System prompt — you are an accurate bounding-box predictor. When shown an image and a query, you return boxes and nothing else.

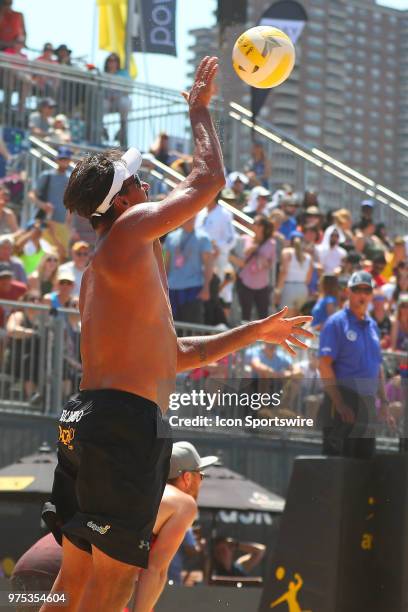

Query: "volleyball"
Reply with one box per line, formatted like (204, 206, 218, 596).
(232, 26, 296, 89)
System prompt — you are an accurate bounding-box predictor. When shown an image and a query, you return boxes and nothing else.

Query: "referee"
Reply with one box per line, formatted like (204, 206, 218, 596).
(318, 271, 394, 458)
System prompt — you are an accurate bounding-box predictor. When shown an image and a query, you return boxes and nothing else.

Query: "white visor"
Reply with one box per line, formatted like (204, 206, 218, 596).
(91, 147, 143, 217)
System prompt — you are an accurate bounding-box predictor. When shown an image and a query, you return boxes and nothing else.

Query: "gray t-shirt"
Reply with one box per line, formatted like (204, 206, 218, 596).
(35, 170, 70, 223)
(28, 112, 52, 135)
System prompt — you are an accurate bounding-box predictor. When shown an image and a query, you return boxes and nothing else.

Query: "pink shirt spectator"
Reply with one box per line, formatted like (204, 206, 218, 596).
(239, 235, 276, 290)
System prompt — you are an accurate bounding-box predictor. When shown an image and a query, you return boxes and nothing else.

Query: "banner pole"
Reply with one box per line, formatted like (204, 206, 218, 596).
(125, 0, 136, 73)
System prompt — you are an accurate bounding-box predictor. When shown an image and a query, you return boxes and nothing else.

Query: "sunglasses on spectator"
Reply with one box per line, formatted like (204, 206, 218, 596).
(25, 295, 41, 302)
(46, 257, 58, 263)
(351, 286, 373, 295)
(75, 251, 89, 257)
(183, 470, 206, 480)
(59, 280, 74, 286)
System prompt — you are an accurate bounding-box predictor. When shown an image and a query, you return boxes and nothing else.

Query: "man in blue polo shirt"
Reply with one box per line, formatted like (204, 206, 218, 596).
(318, 271, 393, 458)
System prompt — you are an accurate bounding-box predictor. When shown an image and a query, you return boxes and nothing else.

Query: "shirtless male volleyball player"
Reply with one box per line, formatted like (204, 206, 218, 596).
(40, 56, 313, 612)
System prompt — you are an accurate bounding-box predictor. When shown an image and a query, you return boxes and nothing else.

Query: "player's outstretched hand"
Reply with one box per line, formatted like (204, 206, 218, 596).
(182, 56, 218, 109)
(257, 306, 314, 356)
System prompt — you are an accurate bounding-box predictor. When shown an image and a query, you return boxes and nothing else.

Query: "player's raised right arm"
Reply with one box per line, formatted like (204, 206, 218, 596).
(119, 57, 225, 240)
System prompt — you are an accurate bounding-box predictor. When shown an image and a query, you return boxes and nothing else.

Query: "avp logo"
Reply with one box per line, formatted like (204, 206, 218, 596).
(58, 426, 75, 450)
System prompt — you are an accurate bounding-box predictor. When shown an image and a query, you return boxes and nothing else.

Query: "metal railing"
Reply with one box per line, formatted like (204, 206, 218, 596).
(0, 299, 405, 450)
(0, 53, 189, 150)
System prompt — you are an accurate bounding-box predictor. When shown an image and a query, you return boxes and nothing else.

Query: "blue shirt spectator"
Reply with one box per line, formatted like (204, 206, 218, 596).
(319, 307, 382, 395)
(168, 527, 196, 585)
(312, 296, 338, 328)
(164, 226, 212, 290)
(251, 343, 292, 374)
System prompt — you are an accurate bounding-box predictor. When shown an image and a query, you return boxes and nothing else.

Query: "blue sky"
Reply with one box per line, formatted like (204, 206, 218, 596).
(13, 0, 408, 90)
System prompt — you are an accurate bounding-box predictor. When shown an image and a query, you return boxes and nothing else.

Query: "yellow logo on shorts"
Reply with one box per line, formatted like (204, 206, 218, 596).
(58, 425, 75, 450)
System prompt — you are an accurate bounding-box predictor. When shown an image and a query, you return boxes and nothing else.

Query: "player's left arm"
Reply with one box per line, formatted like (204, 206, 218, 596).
(133, 497, 197, 612)
(176, 307, 314, 372)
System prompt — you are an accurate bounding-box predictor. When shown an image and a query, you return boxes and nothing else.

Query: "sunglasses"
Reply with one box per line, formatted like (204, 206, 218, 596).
(26, 296, 40, 302)
(75, 251, 89, 257)
(59, 280, 73, 286)
(183, 470, 206, 481)
(46, 258, 58, 263)
(351, 286, 373, 295)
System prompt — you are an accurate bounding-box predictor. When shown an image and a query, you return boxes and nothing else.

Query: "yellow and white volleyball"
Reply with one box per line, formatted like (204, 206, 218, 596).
(232, 26, 295, 89)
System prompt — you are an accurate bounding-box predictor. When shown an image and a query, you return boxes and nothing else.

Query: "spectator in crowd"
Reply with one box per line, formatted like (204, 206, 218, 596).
(322, 208, 353, 248)
(227, 172, 249, 210)
(268, 208, 285, 262)
(382, 262, 408, 304)
(211, 537, 265, 578)
(390, 293, 408, 353)
(43, 268, 75, 309)
(27, 251, 60, 297)
(316, 228, 347, 275)
(279, 196, 298, 241)
(103, 52, 132, 146)
(54, 44, 72, 66)
(0, 261, 26, 328)
(150, 131, 172, 165)
(360, 199, 375, 224)
(371, 290, 392, 349)
(14, 219, 62, 276)
(196, 194, 236, 326)
(3, 34, 31, 111)
(58, 241, 90, 298)
(303, 205, 323, 232)
(318, 271, 394, 458)
(275, 231, 313, 316)
(0, 0, 25, 51)
(382, 237, 407, 280)
(28, 97, 56, 139)
(303, 224, 320, 299)
(3, 32, 26, 56)
(47, 114, 72, 144)
(168, 527, 202, 586)
(244, 141, 271, 188)
(29, 146, 72, 256)
(164, 217, 213, 324)
(0, 234, 26, 283)
(0, 184, 18, 234)
(375, 223, 393, 252)
(6, 290, 42, 399)
(234, 215, 275, 321)
(311, 274, 339, 330)
(355, 219, 383, 259)
(0, 135, 11, 179)
(243, 186, 271, 218)
(36, 42, 56, 63)
(250, 342, 293, 394)
(371, 252, 387, 288)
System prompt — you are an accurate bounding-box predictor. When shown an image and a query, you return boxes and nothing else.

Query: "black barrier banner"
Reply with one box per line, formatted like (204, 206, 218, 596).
(251, 0, 307, 121)
(132, 0, 177, 56)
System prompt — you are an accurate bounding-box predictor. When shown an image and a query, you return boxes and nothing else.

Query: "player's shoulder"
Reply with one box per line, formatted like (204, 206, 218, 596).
(165, 484, 197, 515)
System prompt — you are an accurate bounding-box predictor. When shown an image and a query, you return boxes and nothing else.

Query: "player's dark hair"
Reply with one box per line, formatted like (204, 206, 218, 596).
(64, 150, 123, 228)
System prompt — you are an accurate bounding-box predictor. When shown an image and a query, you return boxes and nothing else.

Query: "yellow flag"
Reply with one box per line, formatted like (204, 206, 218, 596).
(97, 0, 137, 79)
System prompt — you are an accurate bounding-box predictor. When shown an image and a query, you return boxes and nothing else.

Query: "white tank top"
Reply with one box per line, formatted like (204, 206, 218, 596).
(286, 251, 311, 282)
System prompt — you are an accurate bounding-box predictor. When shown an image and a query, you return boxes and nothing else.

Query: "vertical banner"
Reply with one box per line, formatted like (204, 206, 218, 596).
(251, 1, 307, 121)
(132, 0, 177, 56)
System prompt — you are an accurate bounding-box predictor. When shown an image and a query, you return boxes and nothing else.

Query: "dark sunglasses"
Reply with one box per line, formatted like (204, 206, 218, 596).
(118, 174, 142, 195)
(59, 280, 73, 286)
(75, 251, 89, 257)
(183, 470, 205, 481)
(351, 286, 373, 295)
(46, 257, 58, 263)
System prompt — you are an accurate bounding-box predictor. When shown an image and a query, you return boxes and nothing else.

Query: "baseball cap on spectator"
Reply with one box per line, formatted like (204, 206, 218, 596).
(347, 271, 375, 289)
(289, 230, 304, 240)
(0, 262, 13, 278)
(168, 441, 218, 479)
(228, 171, 249, 185)
(39, 97, 57, 109)
(361, 199, 375, 208)
(54, 114, 69, 127)
(281, 196, 298, 208)
(398, 293, 408, 306)
(57, 147, 72, 160)
(220, 188, 237, 201)
(56, 269, 75, 283)
(54, 44, 72, 55)
(72, 241, 89, 252)
(305, 206, 322, 216)
(43, 43, 53, 53)
(0, 234, 14, 246)
(253, 186, 271, 198)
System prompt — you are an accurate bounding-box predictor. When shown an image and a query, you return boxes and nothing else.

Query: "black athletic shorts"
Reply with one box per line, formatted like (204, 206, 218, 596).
(42, 389, 172, 568)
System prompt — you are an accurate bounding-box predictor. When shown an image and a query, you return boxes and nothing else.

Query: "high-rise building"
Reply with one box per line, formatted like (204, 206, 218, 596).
(187, 0, 407, 208)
